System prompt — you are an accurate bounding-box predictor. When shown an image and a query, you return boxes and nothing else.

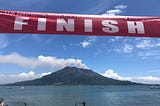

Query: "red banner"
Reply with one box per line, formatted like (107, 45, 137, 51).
(0, 10, 160, 37)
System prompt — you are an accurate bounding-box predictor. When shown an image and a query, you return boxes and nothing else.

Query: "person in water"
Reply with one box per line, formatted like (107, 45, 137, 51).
(0, 98, 4, 106)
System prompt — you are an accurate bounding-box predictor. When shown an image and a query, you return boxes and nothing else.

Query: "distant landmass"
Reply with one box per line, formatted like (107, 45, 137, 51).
(6, 67, 138, 86)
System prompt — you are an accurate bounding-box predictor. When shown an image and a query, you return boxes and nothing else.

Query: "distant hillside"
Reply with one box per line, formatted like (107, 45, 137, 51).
(7, 67, 138, 86)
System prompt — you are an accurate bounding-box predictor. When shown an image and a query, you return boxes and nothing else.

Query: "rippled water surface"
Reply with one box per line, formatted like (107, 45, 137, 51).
(0, 85, 160, 106)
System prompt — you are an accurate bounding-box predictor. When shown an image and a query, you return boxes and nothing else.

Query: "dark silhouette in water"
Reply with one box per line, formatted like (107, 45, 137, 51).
(0, 98, 4, 106)
(24, 102, 27, 106)
(75, 102, 86, 106)
(82, 102, 86, 106)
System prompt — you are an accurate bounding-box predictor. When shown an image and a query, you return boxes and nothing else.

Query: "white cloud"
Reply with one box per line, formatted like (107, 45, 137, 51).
(138, 50, 160, 59)
(63, 45, 66, 49)
(132, 76, 160, 84)
(109, 37, 123, 42)
(0, 53, 35, 68)
(102, 69, 122, 80)
(16, 71, 35, 79)
(0, 71, 52, 84)
(134, 38, 160, 59)
(39, 72, 52, 77)
(136, 40, 155, 49)
(80, 36, 97, 48)
(80, 41, 91, 48)
(135, 38, 160, 49)
(105, 9, 122, 16)
(102, 69, 160, 84)
(108, 37, 160, 58)
(123, 44, 134, 53)
(115, 44, 134, 54)
(0, 53, 89, 70)
(102, 4, 127, 16)
(37, 55, 88, 69)
(115, 5, 127, 9)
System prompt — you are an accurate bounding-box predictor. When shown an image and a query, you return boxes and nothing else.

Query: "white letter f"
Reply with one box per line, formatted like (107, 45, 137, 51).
(14, 17, 29, 30)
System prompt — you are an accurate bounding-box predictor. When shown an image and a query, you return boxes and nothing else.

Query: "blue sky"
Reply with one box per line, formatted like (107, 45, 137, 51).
(0, 0, 160, 84)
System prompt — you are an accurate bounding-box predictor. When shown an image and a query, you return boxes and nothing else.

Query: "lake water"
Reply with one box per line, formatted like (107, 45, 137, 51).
(0, 85, 160, 106)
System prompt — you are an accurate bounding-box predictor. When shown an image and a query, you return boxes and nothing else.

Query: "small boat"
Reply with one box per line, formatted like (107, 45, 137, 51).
(150, 86, 160, 89)
(20, 87, 25, 89)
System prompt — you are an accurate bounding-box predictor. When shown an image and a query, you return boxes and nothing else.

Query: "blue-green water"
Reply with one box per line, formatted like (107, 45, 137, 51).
(0, 85, 160, 106)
